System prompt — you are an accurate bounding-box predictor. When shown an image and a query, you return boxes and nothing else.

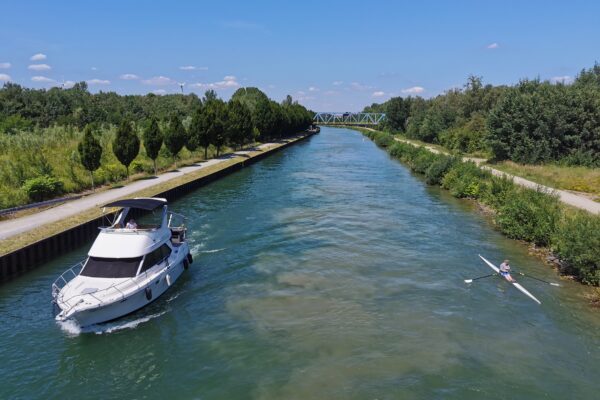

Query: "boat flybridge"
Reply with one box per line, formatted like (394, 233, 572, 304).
(52, 197, 193, 327)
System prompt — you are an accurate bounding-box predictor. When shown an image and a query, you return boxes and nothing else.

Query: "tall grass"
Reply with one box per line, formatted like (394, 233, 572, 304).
(0, 125, 229, 209)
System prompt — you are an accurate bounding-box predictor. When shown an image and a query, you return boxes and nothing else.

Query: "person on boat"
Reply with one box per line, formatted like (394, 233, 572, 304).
(499, 259, 515, 282)
(125, 219, 138, 229)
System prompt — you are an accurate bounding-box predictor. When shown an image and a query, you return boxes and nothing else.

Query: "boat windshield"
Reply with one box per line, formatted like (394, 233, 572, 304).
(80, 256, 142, 278)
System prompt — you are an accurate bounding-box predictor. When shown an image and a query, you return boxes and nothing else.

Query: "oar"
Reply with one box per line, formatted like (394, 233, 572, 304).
(464, 273, 497, 284)
(515, 272, 560, 287)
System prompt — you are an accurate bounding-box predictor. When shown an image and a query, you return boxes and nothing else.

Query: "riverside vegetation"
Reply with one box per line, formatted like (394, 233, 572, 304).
(362, 128, 600, 289)
(0, 84, 313, 209)
(364, 64, 600, 196)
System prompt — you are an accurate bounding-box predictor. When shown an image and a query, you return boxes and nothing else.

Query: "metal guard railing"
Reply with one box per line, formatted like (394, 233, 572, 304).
(52, 259, 169, 316)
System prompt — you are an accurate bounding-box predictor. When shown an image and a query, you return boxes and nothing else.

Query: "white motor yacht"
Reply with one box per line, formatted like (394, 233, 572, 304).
(52, 197, 192, 327)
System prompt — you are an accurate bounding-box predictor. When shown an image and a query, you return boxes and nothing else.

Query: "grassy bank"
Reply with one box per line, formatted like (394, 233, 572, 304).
(356, 126, 600, 199)
(360, 128, 600, 288)
(0, 125, 236, 210)
(0, 134, 307, 256)
(486, 161, 600, 200)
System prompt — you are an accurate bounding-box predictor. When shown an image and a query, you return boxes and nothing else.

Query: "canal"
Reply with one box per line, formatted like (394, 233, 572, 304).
(1, 127, 599, 399)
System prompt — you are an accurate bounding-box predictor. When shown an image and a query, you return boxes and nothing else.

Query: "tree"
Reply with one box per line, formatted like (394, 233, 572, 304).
(78, 124, 102, 191)
(142, 118, 163, 176)
(253, 97, 277, 140)
(203, 89, 218, 102)
(189, 105, 211, 160)
(204, 99, 227, 156)
(385, 97, 410, 131)
(164, 114, 187, 163)
(112, 120, 139, 179)
(227, 100, 253, 149)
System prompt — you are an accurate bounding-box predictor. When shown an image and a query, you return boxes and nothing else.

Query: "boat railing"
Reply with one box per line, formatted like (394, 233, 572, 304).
(51, 261, 85, 299)
(52, 264, 149, 315)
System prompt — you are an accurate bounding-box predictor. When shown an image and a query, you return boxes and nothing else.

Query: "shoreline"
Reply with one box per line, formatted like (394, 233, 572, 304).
(0, 131, 315, 282)
(352, 126, 600, 303)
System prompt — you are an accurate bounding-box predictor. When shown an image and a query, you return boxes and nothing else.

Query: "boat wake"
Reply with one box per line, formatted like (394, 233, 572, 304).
(57, 311, 167, 336)
(199, 248, 226, 254)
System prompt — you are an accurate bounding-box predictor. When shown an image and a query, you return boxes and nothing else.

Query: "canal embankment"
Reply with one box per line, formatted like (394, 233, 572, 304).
(358, 127, 600, 295)
(2, 126, 599, 399)
(0, 131, 315, 282)
(358, 127, 600, 215)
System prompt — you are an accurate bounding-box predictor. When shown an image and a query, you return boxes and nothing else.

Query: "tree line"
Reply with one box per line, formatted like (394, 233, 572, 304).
(366, 63, 600, 166)
(0, 84, 313, 207)
(77, 88, 313, 189)
(0, 81, 201, 131)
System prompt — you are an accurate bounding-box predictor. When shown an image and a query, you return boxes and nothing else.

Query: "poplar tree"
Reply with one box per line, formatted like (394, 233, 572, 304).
(143, 117, 163, 176)
(164, 114, 187, 164)
(112, 120, 140, 179)
(189, 106, 211, 160)
(78, 124, 102, 191)
(227, 99, 253, 150)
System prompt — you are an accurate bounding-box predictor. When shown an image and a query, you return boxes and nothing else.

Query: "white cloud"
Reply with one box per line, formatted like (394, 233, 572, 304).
(62, 80, 76, 88)
(28, 63, 51, 71)
(0, 73, 11, 81)
(372, 91, 386, 98)
(31, 76, 55, 83)
(120, 73, 140, 80)
(0, 62, 11, 69)
(142, 75, 175, 85)
(332, 81, 343, 86)
(550, 75, 573, 84)
(87, 78, 110, 85)
(308, 86, 319, 92)
(30, 53, 47, 61)
(179, 65, 208, 71)
(91, 67, 98, 71)
(350, 82, 373, 91)
(401, 86, 425, 94)
(191, 75, 240, 90)
(487, 42, 499, 49)
(152, 89, 167, 95)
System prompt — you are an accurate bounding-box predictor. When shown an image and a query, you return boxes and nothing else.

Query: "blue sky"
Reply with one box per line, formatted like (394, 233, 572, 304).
(1, 0, 599, 111)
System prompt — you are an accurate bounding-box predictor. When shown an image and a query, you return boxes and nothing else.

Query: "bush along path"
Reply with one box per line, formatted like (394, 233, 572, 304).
(0, 133, 311, 252)
(361, 128, 600, 291)
(372, 128, 600, 215)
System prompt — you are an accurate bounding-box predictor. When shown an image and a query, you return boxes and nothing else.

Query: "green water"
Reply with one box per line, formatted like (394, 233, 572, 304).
(1, 127, 599, 399)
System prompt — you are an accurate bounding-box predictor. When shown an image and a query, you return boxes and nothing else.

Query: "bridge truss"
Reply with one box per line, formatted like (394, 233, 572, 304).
(314, 112, 386, 126)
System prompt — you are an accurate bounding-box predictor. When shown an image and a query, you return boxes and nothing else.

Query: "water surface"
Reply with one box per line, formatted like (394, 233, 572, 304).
(1, 127, 598, 399)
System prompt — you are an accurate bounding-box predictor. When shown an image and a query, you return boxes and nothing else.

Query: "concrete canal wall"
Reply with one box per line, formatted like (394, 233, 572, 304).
(0, 132, 315, 283)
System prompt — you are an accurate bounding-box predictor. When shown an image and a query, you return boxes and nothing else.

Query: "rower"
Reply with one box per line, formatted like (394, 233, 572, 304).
(499, 259, 516, 282)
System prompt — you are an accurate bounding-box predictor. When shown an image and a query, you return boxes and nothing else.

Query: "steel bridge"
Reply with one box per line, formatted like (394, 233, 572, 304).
(313, 112, 386, 126)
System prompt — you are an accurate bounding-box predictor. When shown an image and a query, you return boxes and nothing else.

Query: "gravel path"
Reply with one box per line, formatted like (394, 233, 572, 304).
(0, 141, 285, 241)
(393, 137, 600, 214)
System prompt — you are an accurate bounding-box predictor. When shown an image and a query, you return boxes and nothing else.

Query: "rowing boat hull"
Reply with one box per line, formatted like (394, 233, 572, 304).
(478, 255, 541, 305)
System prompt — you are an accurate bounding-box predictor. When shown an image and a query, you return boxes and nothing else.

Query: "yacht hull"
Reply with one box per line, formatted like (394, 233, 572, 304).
(56, 257, 186, 327)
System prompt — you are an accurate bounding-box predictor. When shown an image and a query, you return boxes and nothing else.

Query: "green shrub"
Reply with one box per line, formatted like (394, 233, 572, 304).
(441, 161, 487, 198)
(425, 155, 457, 185)
(410, 150, 436, 174)
(21, 175, 64, 202)
(481, 175, 514, 209)
(374, 132, 393, 147)
(553, 212, 600, 285)
(495, 187, 561, 246)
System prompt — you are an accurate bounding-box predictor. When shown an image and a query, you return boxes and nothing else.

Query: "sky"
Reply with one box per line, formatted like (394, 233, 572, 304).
(1, 0, 599, 111)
